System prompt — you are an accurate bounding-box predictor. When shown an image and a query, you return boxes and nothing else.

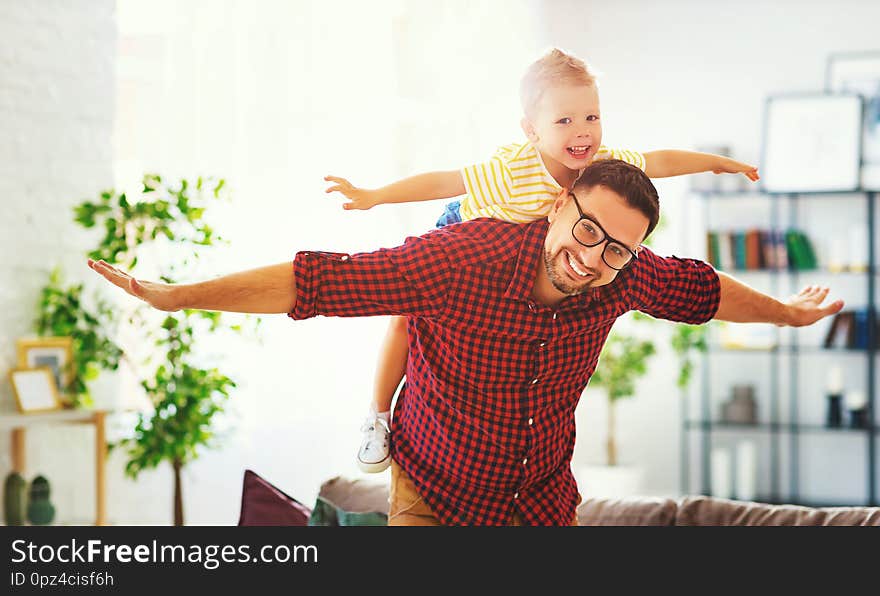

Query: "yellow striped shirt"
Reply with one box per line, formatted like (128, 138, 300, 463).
(459, 142, 646, 223)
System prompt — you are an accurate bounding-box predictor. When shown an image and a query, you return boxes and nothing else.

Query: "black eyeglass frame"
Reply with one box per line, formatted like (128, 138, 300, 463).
(569, 191, 640, 271)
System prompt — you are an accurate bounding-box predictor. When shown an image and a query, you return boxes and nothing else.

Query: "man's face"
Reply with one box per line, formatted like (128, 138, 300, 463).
(523, 84, 603, 173)
(541, 185, 649, 297)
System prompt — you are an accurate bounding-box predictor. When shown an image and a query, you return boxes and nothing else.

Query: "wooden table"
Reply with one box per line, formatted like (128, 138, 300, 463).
(0, 409, 107, 525)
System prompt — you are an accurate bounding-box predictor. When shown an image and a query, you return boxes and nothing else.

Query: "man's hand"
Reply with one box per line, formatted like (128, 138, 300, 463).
(781, 285, 844, 327)
(88, 259, 184, 311)
(713, 157, 760, 182)
(324, 175, 381, 210)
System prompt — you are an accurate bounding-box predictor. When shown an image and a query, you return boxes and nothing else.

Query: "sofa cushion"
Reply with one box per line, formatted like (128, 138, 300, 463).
(677, 496, 880, 526)
(577, 496, 677, 526)
(237, 469, 312, 526)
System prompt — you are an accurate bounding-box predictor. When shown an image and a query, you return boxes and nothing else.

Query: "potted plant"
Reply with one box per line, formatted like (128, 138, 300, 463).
(33, 269, 123, 409)
(72, 174, 250, 525)
(590, 328, 656, 467)
(577, 316, 708, 497)
(575, 313, 655, 497)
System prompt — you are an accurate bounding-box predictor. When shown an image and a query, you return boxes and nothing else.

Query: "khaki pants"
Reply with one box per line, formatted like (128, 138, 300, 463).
(387, 460, 579, 526)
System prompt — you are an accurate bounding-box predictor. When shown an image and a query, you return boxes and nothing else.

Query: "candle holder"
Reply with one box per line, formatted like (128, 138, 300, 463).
(826, 394, 844, 428)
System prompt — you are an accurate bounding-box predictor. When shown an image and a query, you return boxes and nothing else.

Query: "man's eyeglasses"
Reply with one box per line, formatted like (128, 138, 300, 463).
(569, 192, 639, 271)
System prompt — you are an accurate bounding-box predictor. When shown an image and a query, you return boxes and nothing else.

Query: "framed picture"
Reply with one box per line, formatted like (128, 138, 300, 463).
(826, 52, 880, 190)
(16, 337, 74, 405)
(761, 93, 862, 193)
(8, 368, 64, 414)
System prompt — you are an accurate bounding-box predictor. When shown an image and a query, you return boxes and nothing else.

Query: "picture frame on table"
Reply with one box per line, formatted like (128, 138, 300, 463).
(8, 368, 64, 414)
(827, 51, 880, 190)
(16, 336, 74, 407)
(760, 93, 862, 193)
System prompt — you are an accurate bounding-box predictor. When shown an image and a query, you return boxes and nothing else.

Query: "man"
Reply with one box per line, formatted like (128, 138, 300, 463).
(89, 160, 843, 526)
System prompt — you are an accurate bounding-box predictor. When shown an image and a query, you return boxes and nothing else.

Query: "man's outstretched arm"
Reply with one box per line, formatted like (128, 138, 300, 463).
(713, 272, 844, 327)
(88, 259, 296, 314)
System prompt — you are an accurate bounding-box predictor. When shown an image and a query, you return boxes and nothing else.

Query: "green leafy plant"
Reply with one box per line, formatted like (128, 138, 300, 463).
(670, 323, 708, 389)
(34, 269, 123, 408)
(74, 173, 246, 526)
(590, 320, 656, 467)
(590, 316, 708, 467)
(123, 311, 237, 526)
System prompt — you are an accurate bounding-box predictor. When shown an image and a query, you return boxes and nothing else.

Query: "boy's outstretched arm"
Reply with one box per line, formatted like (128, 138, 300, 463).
(713, 272, 843, 327)
(87, 259, 297, 314)
(643, 150, 759, 181)
(325, 170, 465, 210)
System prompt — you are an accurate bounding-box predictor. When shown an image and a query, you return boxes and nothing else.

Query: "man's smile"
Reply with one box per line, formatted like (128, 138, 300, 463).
(563, 249, 596, 280)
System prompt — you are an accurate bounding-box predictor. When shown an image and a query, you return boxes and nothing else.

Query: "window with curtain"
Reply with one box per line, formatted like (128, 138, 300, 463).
(114, 0, 542, 517)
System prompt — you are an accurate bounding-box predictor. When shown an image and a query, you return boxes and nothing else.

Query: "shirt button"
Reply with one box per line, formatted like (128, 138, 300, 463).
(552, 312, 558, 320)
(530, 378, 539, 385)
(522, 458, 528, 465)
(528, 417, 534, 426)
(528, 303, 535, 311)
(340, 255, 349, 261)
(539, 341, 546, 348)
(514, 492, 519, 500)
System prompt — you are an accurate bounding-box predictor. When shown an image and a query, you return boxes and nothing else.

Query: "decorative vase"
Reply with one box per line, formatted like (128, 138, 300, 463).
(826, 394, 843, 427)
(26, 475, 56, 526)
(4, 472, 27, 526)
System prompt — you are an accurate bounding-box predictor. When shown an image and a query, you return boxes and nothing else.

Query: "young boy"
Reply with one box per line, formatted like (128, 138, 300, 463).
(324, 48, 759, 473)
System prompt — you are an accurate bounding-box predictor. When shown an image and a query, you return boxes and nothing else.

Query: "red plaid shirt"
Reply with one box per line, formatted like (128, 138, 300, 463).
(291, 218, 720, 525)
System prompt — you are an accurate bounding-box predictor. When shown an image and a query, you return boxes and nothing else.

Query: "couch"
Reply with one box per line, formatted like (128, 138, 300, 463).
(238, 469, 880, 526)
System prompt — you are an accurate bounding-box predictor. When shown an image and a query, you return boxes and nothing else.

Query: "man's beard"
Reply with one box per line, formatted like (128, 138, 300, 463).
(543, 248, 598, 296)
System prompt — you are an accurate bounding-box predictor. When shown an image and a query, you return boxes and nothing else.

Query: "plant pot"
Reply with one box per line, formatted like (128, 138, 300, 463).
(575, 464, 645, 499)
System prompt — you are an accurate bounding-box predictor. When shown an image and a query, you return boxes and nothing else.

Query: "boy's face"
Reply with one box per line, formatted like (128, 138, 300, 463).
(522, 84, 603, 174)
(541, 185, 647, 297)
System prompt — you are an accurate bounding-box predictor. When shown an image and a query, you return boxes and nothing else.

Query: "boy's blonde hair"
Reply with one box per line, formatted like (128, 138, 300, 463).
(519, 48, 598, 119)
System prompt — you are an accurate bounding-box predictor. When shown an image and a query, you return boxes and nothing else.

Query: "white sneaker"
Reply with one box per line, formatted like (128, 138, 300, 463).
(357, 416, 391, 473)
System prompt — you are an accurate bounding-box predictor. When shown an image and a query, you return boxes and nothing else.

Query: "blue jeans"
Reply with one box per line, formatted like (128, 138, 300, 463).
(435, 200, 462, 228)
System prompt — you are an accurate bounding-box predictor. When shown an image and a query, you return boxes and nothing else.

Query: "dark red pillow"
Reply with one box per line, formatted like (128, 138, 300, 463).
(237, 469, 311, 526)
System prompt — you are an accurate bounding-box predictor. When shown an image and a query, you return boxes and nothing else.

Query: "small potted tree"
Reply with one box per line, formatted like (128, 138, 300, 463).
(577, 318, 656, 498)
(590, 330, 656, 468)
(577, 317, 707, 497)
(74, 174, 250, 525)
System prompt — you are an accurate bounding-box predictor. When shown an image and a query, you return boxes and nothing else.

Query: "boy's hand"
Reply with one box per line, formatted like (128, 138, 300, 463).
(324, 175, 381, 210)
(713, 157, 760, 182)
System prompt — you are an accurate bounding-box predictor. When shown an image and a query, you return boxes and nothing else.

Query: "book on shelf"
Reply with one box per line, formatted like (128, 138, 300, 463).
(784, 229, 817, 270)
(733, 233, 747, 270)
(759, 230, 774, 269)
(717, 232, 732, 270)
(772, 229, 789, 270)
(822, 308, 878, 349)
(745, 229, 762, 270)
(705, 228, 815, 271)
(707, 232, 720, 269)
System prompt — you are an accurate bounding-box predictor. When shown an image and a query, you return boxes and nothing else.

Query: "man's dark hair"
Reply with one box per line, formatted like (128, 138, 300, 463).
(572, 159, 660, 239)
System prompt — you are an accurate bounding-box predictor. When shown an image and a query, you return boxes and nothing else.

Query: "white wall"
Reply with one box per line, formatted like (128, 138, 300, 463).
(537, 0, 880, 499)
(0, 0, 119, 522)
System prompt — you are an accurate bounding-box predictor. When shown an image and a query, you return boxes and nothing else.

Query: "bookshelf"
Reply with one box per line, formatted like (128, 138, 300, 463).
(681, 189, 877, 507)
